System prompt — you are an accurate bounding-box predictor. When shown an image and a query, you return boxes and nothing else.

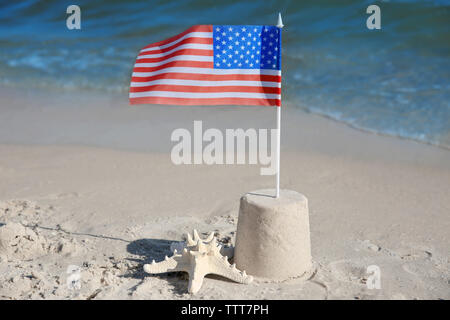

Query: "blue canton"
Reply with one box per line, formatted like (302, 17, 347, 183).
(213, 25, 281, 70)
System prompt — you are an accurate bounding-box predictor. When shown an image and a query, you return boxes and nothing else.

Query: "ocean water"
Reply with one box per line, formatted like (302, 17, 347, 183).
(0, 0, 449, 147)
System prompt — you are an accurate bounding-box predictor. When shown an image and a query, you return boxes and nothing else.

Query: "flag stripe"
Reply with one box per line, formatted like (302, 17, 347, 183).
(130, 97, 281, 106)
(134, 55, 213, 67)
(137, 44, 213, 59)
(136, 49, 213, 63)
(139, 38, 213, 55)
(133, 61, 213, 73)
(131, 73, 281, 83)
(129, 91, 280, 99)
(129, 85, 281, 94)
(130, 79, 280, 87)
(129, 25, 281, 107)
(132, 67, 281, 77)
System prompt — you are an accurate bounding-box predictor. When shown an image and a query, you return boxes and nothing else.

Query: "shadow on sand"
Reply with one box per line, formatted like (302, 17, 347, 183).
(125, 238, 189, 295)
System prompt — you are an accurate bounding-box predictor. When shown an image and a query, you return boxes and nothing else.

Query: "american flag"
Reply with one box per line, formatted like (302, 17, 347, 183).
(129, 25, 281, 106)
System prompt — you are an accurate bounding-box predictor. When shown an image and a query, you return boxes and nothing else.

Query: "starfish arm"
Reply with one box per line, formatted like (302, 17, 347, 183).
(188, 265, 206, 294)
(209, 256, 253, 284)
(143, 254, 188, 274)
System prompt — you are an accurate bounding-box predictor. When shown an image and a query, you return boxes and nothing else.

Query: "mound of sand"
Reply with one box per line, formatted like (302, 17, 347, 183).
(0, 199, 52, 226)
(0, 222, 81, 262)
(0, 222, 47, 260)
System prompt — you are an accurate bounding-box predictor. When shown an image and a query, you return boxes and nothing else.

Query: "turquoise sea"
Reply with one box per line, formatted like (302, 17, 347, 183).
(0, 0, 449, 147)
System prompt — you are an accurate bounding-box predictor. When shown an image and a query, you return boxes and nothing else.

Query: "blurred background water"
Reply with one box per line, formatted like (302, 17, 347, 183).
(0, 0, 449, 147)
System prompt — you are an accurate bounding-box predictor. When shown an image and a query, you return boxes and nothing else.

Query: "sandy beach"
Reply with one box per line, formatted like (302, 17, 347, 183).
(0, 88, 449, 300)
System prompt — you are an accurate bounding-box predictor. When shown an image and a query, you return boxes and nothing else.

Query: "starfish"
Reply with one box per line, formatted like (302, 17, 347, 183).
(143, 230, 253, 294)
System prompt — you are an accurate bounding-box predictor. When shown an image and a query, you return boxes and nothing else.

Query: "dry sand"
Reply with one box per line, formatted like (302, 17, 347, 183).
(0, 88, 449, 299)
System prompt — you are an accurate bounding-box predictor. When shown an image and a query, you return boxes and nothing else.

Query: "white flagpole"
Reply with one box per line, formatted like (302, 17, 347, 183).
(275, 13, 283, 198)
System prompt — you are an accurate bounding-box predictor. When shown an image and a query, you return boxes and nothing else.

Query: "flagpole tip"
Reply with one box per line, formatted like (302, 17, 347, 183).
(277, 13, 284, 28)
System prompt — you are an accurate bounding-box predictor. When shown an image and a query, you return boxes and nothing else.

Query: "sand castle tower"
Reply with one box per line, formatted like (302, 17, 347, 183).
(234, 189, 312, 280)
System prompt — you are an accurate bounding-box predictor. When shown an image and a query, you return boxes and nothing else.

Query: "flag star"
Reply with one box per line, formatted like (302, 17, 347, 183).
(241, 37, 246, 41)
(235, 50, 239, 54)
(247, 33, 252, 37)
(263, 37, 267, 41)
(253, 28, 257, 32)
(216, 36, 220, 40)
(267, 60, 271, 64)
(253, 37, 256, 41)
(238, 62, 242, 66)
(269, 42, 273, 46)
(216, 27, 220, 31)
(246, 50, 250, 55)
(222, 40, 226, 45)
(222, 32, 226, 36)
(240, 54, 244, 59)
(222, 49, 226, 54)
(270, 33, 274, 38)
(256, 59, 259, 63)
(250, 63, 253, 67)
(235, 32, 240, 37)
(228, 45, 233, 49)
(242, 27, 246, 32)
(228, 54, 232, 58)
(256, 50, 260, 54)
(216, 45, 220, 49)
(247, 41, 251, 46)
(274, 47, 278, 51)
(273, 64, 276, 68)
(222, 59, 226, 63)
(257, 42, 261, 45)
(216, 54, 221, 58)
(228, 36, 233, 40)
(235, 41, 239, 45)
(268, 51, 272, 55)
(228, 27, 233, 31)
(240, 46, 245, 50)
(234, 59, 237, 63)
(227, 63, 231, 67)
(245, 59, 249, 63)
(251, 54, 254, 58)
(261, 54, 265, 58)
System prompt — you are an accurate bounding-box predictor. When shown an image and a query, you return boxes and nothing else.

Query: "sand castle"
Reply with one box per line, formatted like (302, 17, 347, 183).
(143, 230, 253, 294)
(235, 189, 312, 280)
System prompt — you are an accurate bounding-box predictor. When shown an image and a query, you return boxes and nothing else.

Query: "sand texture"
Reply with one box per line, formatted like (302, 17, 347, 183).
(0, 90, 449, 299)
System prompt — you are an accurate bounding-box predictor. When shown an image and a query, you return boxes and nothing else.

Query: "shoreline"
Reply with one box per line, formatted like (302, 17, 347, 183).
(1, 86, 449, 152)
(294, 103, 450, 152)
